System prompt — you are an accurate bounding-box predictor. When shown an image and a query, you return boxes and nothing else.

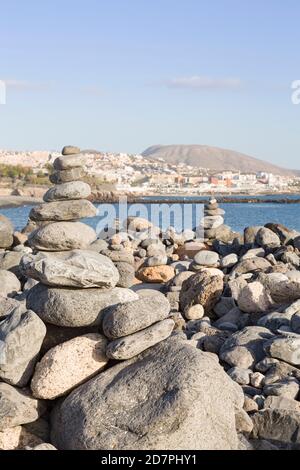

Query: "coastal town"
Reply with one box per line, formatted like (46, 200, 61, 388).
(0, 149, 299, 196)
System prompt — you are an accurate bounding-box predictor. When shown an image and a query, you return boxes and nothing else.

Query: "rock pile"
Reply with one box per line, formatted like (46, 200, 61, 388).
(1, 187, 300, 450)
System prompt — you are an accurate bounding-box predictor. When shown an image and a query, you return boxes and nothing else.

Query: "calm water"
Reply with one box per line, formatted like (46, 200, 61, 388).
(1, 199, 300, 233)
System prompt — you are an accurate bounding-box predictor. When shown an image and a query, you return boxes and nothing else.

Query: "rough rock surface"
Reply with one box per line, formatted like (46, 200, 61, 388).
(180, 271, 223, 315)
(21, 250, 119, 288)
(0, 307, 46, 386)
(28, 222, 97, 251)
(26, 284, 138, 327)
(30, 200, 97, 222)
(51, 336, 244, 450)
(102, 296, 171, 339)
(31, 334, 108, 399)
(0, 383, 46, 430)
(106, 319, 175, 360)
(43, 181, 91, 202)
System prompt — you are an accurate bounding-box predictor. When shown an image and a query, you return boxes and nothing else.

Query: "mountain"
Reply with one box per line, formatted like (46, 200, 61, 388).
(142, 145, 298, 176)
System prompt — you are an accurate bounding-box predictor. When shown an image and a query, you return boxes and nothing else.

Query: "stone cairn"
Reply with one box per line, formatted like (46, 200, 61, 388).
(0, 145, 177, 450)
(200, 197, 226, 243)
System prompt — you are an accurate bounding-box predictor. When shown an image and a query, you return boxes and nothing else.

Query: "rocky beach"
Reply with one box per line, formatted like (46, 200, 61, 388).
(0, 147, 300, 450)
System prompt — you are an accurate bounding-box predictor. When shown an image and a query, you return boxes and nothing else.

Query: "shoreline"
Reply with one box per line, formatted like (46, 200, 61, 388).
(1, 194, 300, 209)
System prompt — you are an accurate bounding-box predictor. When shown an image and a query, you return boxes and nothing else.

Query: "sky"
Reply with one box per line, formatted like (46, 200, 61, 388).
(0, 0, 300, 169)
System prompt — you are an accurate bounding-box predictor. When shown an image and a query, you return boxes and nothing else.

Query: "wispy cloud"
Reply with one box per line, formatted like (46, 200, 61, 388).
(165, 75, 242, 90)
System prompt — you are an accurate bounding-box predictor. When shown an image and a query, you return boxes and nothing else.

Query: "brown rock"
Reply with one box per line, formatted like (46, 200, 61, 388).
(136, 265, 175, 283)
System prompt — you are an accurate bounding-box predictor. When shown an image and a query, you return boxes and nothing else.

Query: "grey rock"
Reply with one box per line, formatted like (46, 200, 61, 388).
(220, 326, 274, 369)
(0, 270, 21, 297)
(264, 335, 300, 366)
(0, 307, 46, 386)
(213, 296, 237, 318)
(51, 336, 244, 450)
(43, 181, 91, 202)
(264, 395, 300, 412)
(146, 255, 168, 267)
(231, 257, 271, 277)
(244, 226, 263, 245)
(61, 145, 80, 155)
(88, 239, 109, 252)
(30, 200, 97, 222)
(200, 216, 224, 230)
(227, 367, 251, 385)
(28, 222, 97, 251)
(26, 284, 138, 327)
(0, 251, 23, 277)
(193, 250, 219, 267)
(21, 250, 119, 289)
(0, 383, 46, 431)
(53, 153, 86, 170)
(103, 296, 170, 339)
(263, 378, 299, 400)
(256, 227, 281, 249)
(220, 253, 238, 269)
(115, 262, 135, 288)
(291, 311, 300, 333)
(50, 167, 86, 184)
(251, 408, 300, 449)
(106, 318, 175, 360)
(101, 249, 135, 265)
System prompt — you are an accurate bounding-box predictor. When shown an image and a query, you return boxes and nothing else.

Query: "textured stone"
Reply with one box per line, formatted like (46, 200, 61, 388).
(61, 145, 80, 155)
(28, 222, 97, 251)
(30, 200, 97, 222)
(21, 250, 119, 288)
(50, 167, 86, 184)
(53, 153, 86, 170)
(193, 250, 219, 267)
(0, 383, 46, 431)
(237, 282, 274, 313)
(0, 307, 46, 386)
(264, 336, 300, 366)
(31, 334, 108, 399)
(102, 296, 170, 339)
(43, 181, 91, 202)
(180, 271, 223, 315)
(106, 319, 175, 360)
(27, 284, 138, 327)
(0, 270, 21, 297)
(137, 265, 175, 283)
(251, 409, 300, 449)
(51, 336, 243, 450)
(115, 262, 135, 288)
(220, 327, 274, 369)
(256, 227, 281, 249)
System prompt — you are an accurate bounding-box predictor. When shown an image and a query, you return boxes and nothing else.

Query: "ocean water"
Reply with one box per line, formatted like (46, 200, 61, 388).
(1, 199, 300, 234)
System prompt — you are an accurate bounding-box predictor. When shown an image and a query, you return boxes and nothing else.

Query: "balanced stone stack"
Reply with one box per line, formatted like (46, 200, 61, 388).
(199, 198, 226, 242)
(22, 145, 138, 329)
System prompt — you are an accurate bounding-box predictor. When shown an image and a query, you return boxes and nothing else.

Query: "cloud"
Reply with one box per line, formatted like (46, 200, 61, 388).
(165, 75, 242, 90)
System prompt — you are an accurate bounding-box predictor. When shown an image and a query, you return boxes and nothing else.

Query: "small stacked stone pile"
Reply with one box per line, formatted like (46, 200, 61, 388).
(199, 197, 226, 243)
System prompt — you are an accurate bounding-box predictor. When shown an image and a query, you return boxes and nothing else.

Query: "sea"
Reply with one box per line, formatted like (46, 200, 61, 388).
(1, 194, 300, 234)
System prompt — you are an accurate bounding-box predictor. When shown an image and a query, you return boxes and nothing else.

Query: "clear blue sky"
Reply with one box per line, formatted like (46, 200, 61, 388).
(1, 0, 299, 169)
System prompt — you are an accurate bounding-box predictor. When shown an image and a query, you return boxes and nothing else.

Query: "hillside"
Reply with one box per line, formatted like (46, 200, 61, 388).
(142, 145, 298, 176)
